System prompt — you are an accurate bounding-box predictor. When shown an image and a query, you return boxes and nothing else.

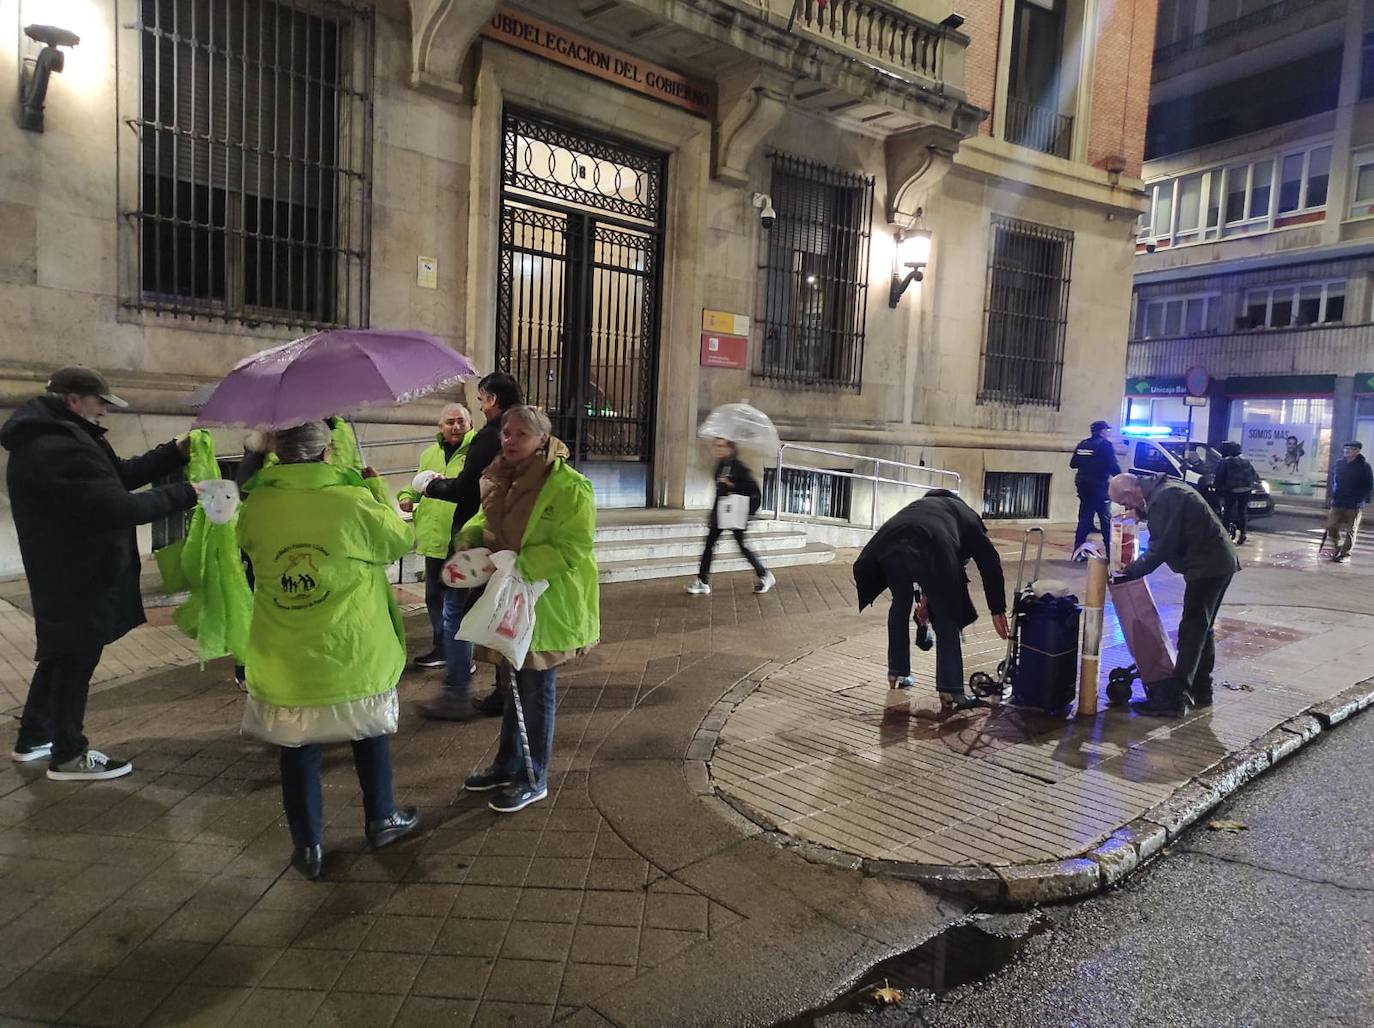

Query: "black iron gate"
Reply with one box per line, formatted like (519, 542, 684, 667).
(497, 108, 666, 501)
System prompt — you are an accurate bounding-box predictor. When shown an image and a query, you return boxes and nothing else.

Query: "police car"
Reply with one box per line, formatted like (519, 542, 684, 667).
(1114, 430, 1275, 519)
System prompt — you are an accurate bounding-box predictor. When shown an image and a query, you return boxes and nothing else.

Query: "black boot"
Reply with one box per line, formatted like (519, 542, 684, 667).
(1130, 688, 1188, 718)
(472, 688, 506, 717)
(291, 844, 323, 880)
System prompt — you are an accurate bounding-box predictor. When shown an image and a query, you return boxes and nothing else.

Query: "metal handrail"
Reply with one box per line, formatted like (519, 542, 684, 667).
(771, 442, 961, 530)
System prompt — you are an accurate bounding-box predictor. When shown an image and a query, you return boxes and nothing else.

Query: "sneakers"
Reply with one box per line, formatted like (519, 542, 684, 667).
(938, 692, 979, 713)
(1332, 552, 1348, 563)
(366, 807, 420, 849)
(887, 675, 914, 690)
(471, 690, 505, 717)
(464, 766, 515, 792)
(416, 695, 476, 721)
(489, 782, 548, 813)
(754, 571, 776, 594)
(46, 750, 132, 782)
(685, 578, 711, 595)
(11, 742, 51, 763)
(413, 649, 445, 669)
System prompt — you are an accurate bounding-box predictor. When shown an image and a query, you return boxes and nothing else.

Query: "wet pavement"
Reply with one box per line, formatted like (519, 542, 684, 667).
(0, 513, 1367, 1026)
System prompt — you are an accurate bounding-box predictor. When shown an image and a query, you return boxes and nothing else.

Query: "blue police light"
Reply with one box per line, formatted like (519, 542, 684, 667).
(1121, 424, 1174, 437)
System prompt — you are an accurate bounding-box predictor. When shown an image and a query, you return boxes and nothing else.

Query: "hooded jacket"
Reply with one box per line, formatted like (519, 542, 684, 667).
(1121, 475, 1241, 582)
(456, 442, 599, 656)
(1331, 453, 1374, 511)
(395, 429, 477, 558)
(852, 491, 1007, 629)
(1, 396, 195, 659)
(236, 462, 414, 707)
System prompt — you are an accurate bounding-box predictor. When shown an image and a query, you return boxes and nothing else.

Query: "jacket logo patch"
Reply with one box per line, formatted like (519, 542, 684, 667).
(272, 545, 331, 610)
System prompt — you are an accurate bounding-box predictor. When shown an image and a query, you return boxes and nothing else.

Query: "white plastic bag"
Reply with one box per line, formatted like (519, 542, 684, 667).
(715, 494, 749, 530)
(441, 546, 496, 589)
(457, 550, 549, 669)
(411, 468, 442, 495)
(196, 479, 240, 525)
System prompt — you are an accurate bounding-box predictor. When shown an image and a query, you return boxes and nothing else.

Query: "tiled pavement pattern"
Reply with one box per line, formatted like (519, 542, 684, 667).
(711, 524, 1374, 867)
(0, 561, 873, 1027)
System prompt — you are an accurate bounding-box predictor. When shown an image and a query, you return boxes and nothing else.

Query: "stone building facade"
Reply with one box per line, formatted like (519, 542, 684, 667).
(0, 0, 1151, 574)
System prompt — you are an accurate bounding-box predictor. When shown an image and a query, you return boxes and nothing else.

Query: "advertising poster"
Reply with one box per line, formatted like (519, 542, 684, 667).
(1242, 422, 1313, 479)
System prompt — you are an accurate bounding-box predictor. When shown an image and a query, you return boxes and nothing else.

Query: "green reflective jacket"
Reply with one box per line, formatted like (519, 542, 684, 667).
(261, 416, 364, 474)
(172, 429, 253, 665)
(456, 460, 600, 654)
(395, 430, 476, 558)
(237, 462, 414, 707)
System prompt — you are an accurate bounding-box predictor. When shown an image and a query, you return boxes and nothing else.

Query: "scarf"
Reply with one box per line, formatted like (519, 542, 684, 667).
(478, 437, 570, 551)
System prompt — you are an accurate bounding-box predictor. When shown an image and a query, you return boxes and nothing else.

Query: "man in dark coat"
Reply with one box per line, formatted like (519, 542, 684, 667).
(1212, 441, 1258, 545)
(1109, 472, 1241, 717)
(853, 490, 1009, 708)
(1326, 441, 1374, 563)
(1069, 420, 1120, 560)
(1, 367, 195, 780)
(417, 371, 523, 719)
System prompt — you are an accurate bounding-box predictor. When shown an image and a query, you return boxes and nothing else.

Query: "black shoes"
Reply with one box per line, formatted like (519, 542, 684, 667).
(1130, 693, 1189, 718)
(413, 649, 445, 669)
(471, 689, 505, 717)
(1188, 689, 1213, 708)
(366, 807, 420, 849)
(292, 844, 323, 880)
(464, 766, 515, 792)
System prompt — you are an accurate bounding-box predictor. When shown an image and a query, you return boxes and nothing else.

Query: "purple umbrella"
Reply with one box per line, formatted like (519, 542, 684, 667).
(193, 329, 478, 431)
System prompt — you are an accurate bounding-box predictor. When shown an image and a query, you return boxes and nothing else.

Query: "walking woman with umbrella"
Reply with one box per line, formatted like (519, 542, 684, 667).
(455, 406, 600, 813)
(685, 403, 777, 596)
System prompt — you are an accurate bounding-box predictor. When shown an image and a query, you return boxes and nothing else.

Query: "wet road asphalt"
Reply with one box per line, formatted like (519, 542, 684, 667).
(800, 691, 1374, 1028)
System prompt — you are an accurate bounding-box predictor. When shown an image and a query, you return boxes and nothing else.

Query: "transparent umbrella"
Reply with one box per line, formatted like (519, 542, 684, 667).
(697, 402, 779, 451)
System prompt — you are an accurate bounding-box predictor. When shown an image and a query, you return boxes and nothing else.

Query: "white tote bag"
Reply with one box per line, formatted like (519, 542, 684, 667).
(715, 494, 750, 530)
(457, 550, 549, 670)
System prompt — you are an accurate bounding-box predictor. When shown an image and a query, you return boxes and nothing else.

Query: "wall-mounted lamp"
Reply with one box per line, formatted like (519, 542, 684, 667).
(19, 24, 80, 133)
(888, 209, 933, 307)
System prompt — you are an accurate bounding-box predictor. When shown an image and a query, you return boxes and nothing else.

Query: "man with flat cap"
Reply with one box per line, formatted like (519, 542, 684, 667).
(1, 366, 197, 781)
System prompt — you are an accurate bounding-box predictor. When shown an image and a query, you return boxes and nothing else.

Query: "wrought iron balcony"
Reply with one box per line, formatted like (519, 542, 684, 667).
(1005, 96, 1073, 159)
(786, 0, 953, 87)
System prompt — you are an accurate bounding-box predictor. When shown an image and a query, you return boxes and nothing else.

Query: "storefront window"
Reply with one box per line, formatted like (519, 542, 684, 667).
(1228, 396, 1333, 495)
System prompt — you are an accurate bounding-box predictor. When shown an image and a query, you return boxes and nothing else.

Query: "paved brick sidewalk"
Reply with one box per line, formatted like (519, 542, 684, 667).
(709, 525, 1374, 874)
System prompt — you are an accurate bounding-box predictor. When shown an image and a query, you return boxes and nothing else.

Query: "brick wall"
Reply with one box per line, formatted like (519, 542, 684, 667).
(960, 0, 1005, 135)
(1087, 0, 1158, 178)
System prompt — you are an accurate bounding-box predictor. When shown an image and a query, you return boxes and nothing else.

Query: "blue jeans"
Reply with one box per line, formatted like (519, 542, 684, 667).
(279, 735, 395, 848)
(1074, 484, 1111, 551)
(491, 666, 556, 790)
(929, 609, 965, 696)
(423, 556, 446, 649)
(883, 557, 916, 679)
(441, 586, 476, 700)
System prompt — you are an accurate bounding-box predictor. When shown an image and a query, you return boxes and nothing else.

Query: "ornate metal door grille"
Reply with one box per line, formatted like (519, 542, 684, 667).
(497, 109, 666, 489)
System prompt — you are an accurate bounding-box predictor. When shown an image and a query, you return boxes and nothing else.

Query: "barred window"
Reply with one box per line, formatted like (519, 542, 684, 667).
(979, 216, 1073, 408)
(757, 154, 874, 389)
(128, 0, 374, 327)
(983, 471, 1051, 519)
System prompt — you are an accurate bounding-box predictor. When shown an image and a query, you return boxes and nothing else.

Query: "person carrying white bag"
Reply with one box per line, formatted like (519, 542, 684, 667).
(453, 406, 600, 814)
(685, 438, 774, 596)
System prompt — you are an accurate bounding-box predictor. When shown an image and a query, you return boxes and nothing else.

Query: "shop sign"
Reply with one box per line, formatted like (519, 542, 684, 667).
(483, 9, 714, 117)
(1125, 376, 1187, 397)
(700, 333, 748, 369)
(1242, 422, 1316, 479)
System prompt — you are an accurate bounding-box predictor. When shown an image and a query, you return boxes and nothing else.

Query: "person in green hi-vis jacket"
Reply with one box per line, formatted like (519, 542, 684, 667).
(395, 404, 475, 669)
(237, 420, 420, 880)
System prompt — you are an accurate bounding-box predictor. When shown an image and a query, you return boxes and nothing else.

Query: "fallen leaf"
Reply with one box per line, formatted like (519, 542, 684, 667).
(1207, 819, 1248, 833)
(870, 980, 904, 1007)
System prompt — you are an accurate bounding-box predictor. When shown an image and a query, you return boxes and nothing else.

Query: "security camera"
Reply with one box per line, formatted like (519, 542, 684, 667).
(1144, 237, 1158, 253)
(753, 192, 776, 230)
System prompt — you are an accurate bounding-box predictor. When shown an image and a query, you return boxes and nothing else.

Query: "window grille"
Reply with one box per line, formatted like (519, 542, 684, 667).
(757, 153, 874, 389)
(127, 0, 374, 327)
(978, 216, 1073, 408)
(763, 467, 853, 520)
(983, 472, 1051, 520)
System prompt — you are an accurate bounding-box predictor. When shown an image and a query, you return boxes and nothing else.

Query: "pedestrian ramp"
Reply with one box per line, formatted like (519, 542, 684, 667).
(593, 510, 836, 584)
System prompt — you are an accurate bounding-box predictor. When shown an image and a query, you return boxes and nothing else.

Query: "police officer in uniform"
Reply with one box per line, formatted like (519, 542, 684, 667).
(1070, 420, 1121, 561)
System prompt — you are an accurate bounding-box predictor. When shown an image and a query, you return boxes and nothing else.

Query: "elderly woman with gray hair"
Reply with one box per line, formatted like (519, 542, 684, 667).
(453, 406, 600, 813)
(236, 421, 419, 878)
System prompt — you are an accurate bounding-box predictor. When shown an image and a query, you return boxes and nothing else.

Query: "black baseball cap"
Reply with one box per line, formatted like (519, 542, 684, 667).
(1091, 420, 1111, 433)
(46, 366, 128, 408)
